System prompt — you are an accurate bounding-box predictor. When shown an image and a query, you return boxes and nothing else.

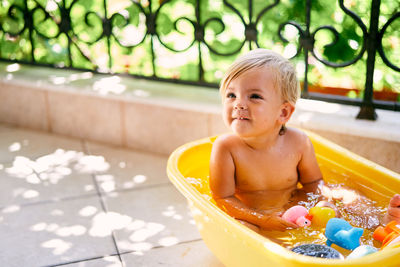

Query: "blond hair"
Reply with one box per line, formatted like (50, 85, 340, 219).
(219, 49, 300, 105)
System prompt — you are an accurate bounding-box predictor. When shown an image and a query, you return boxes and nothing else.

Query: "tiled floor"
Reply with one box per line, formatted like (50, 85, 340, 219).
(0, 124, 223, 267)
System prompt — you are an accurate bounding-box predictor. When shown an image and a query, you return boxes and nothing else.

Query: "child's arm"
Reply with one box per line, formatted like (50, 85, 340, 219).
(288, 133, 327, 205)
(210, 136, 297, 231)
(297, 133, 323, 186)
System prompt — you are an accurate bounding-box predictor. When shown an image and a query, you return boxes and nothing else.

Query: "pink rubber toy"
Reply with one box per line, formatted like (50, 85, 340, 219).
(282, 205, 312, 227)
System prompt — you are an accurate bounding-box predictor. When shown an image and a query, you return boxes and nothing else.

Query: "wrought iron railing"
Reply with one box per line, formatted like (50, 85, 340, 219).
(1, 0, 399, 120)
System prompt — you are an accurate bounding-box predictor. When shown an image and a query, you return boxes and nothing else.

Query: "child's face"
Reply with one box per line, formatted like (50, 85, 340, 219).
(223, 66, 285, 138)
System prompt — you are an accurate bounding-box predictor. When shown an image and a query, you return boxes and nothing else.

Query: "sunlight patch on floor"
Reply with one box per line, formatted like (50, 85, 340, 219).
(41, 238, 72, 255)
(90, 212, 132, 237)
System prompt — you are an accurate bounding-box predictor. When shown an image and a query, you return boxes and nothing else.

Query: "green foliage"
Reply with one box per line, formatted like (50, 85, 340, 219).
(346, 90, 358, 99)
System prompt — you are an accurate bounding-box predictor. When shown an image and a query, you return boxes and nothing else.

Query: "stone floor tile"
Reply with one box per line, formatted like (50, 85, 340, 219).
(86, 142, 169, 193)
(0, 160, 96, 207)
(55, 256, 122, 267)
(103, 185, 201, 254)
(121, 240, 223, 267)
(0, 124, 85, 164)
(0, 196, 117, 267)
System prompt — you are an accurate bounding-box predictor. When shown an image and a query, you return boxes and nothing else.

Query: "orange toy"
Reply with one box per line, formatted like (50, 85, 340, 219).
(373, 221, 400, 249)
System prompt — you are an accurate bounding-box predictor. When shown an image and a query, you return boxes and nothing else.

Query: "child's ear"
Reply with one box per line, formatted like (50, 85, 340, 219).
(279, 102, 295, 124)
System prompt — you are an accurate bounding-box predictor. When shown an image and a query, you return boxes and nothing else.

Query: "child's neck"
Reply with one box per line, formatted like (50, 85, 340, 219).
(241, 127, 282, 150)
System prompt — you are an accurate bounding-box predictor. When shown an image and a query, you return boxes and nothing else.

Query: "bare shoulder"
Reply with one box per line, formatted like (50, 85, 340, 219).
(211, 133, 243, 165)
(285, 127, 311, 148)
(213, 133, 241, 150)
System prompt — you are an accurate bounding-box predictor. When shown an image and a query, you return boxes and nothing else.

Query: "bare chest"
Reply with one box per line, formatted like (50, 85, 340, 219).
(233, 150, 300, 191)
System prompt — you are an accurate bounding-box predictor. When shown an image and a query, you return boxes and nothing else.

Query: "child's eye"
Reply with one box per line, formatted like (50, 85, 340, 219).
(226, 92, 236, 98)
(250, 93, 263, 99)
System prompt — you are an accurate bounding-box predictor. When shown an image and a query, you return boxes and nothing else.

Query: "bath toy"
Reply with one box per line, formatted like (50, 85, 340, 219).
(282, 205, 312, 227)
(346, 245, 378, 259)
(309, 206, 336, 227)
(373, 221, 400, 249)
(325, 218, 364, 250)
(291, 244, 344, 259)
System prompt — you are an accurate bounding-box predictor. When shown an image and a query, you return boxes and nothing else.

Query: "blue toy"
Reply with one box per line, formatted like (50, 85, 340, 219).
(346, 245, 377, 259)
(324, 218, 364, 250)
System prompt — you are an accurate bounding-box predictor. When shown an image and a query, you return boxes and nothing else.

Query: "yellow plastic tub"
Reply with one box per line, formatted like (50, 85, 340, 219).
(167, 131, 400, 267)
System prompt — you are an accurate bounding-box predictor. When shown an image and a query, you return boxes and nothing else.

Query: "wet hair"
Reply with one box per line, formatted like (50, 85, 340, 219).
(219, 49, 300, 135)
(219, 48, 300, 105)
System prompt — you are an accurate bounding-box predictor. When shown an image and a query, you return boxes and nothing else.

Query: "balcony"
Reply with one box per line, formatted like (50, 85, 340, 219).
(1, 60, 399, 265)
(1, 0, 399, 266)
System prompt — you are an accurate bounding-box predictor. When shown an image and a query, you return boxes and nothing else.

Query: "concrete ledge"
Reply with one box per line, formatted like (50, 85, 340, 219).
(1, 62, 399, 172)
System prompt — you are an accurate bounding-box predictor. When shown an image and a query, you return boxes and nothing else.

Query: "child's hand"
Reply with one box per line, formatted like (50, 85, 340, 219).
(259, 212, 298, 231)
(385, 194, 400, 224)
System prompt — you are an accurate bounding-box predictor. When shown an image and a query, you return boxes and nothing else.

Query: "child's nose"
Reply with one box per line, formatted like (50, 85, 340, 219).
(234, 101, 247, 110)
